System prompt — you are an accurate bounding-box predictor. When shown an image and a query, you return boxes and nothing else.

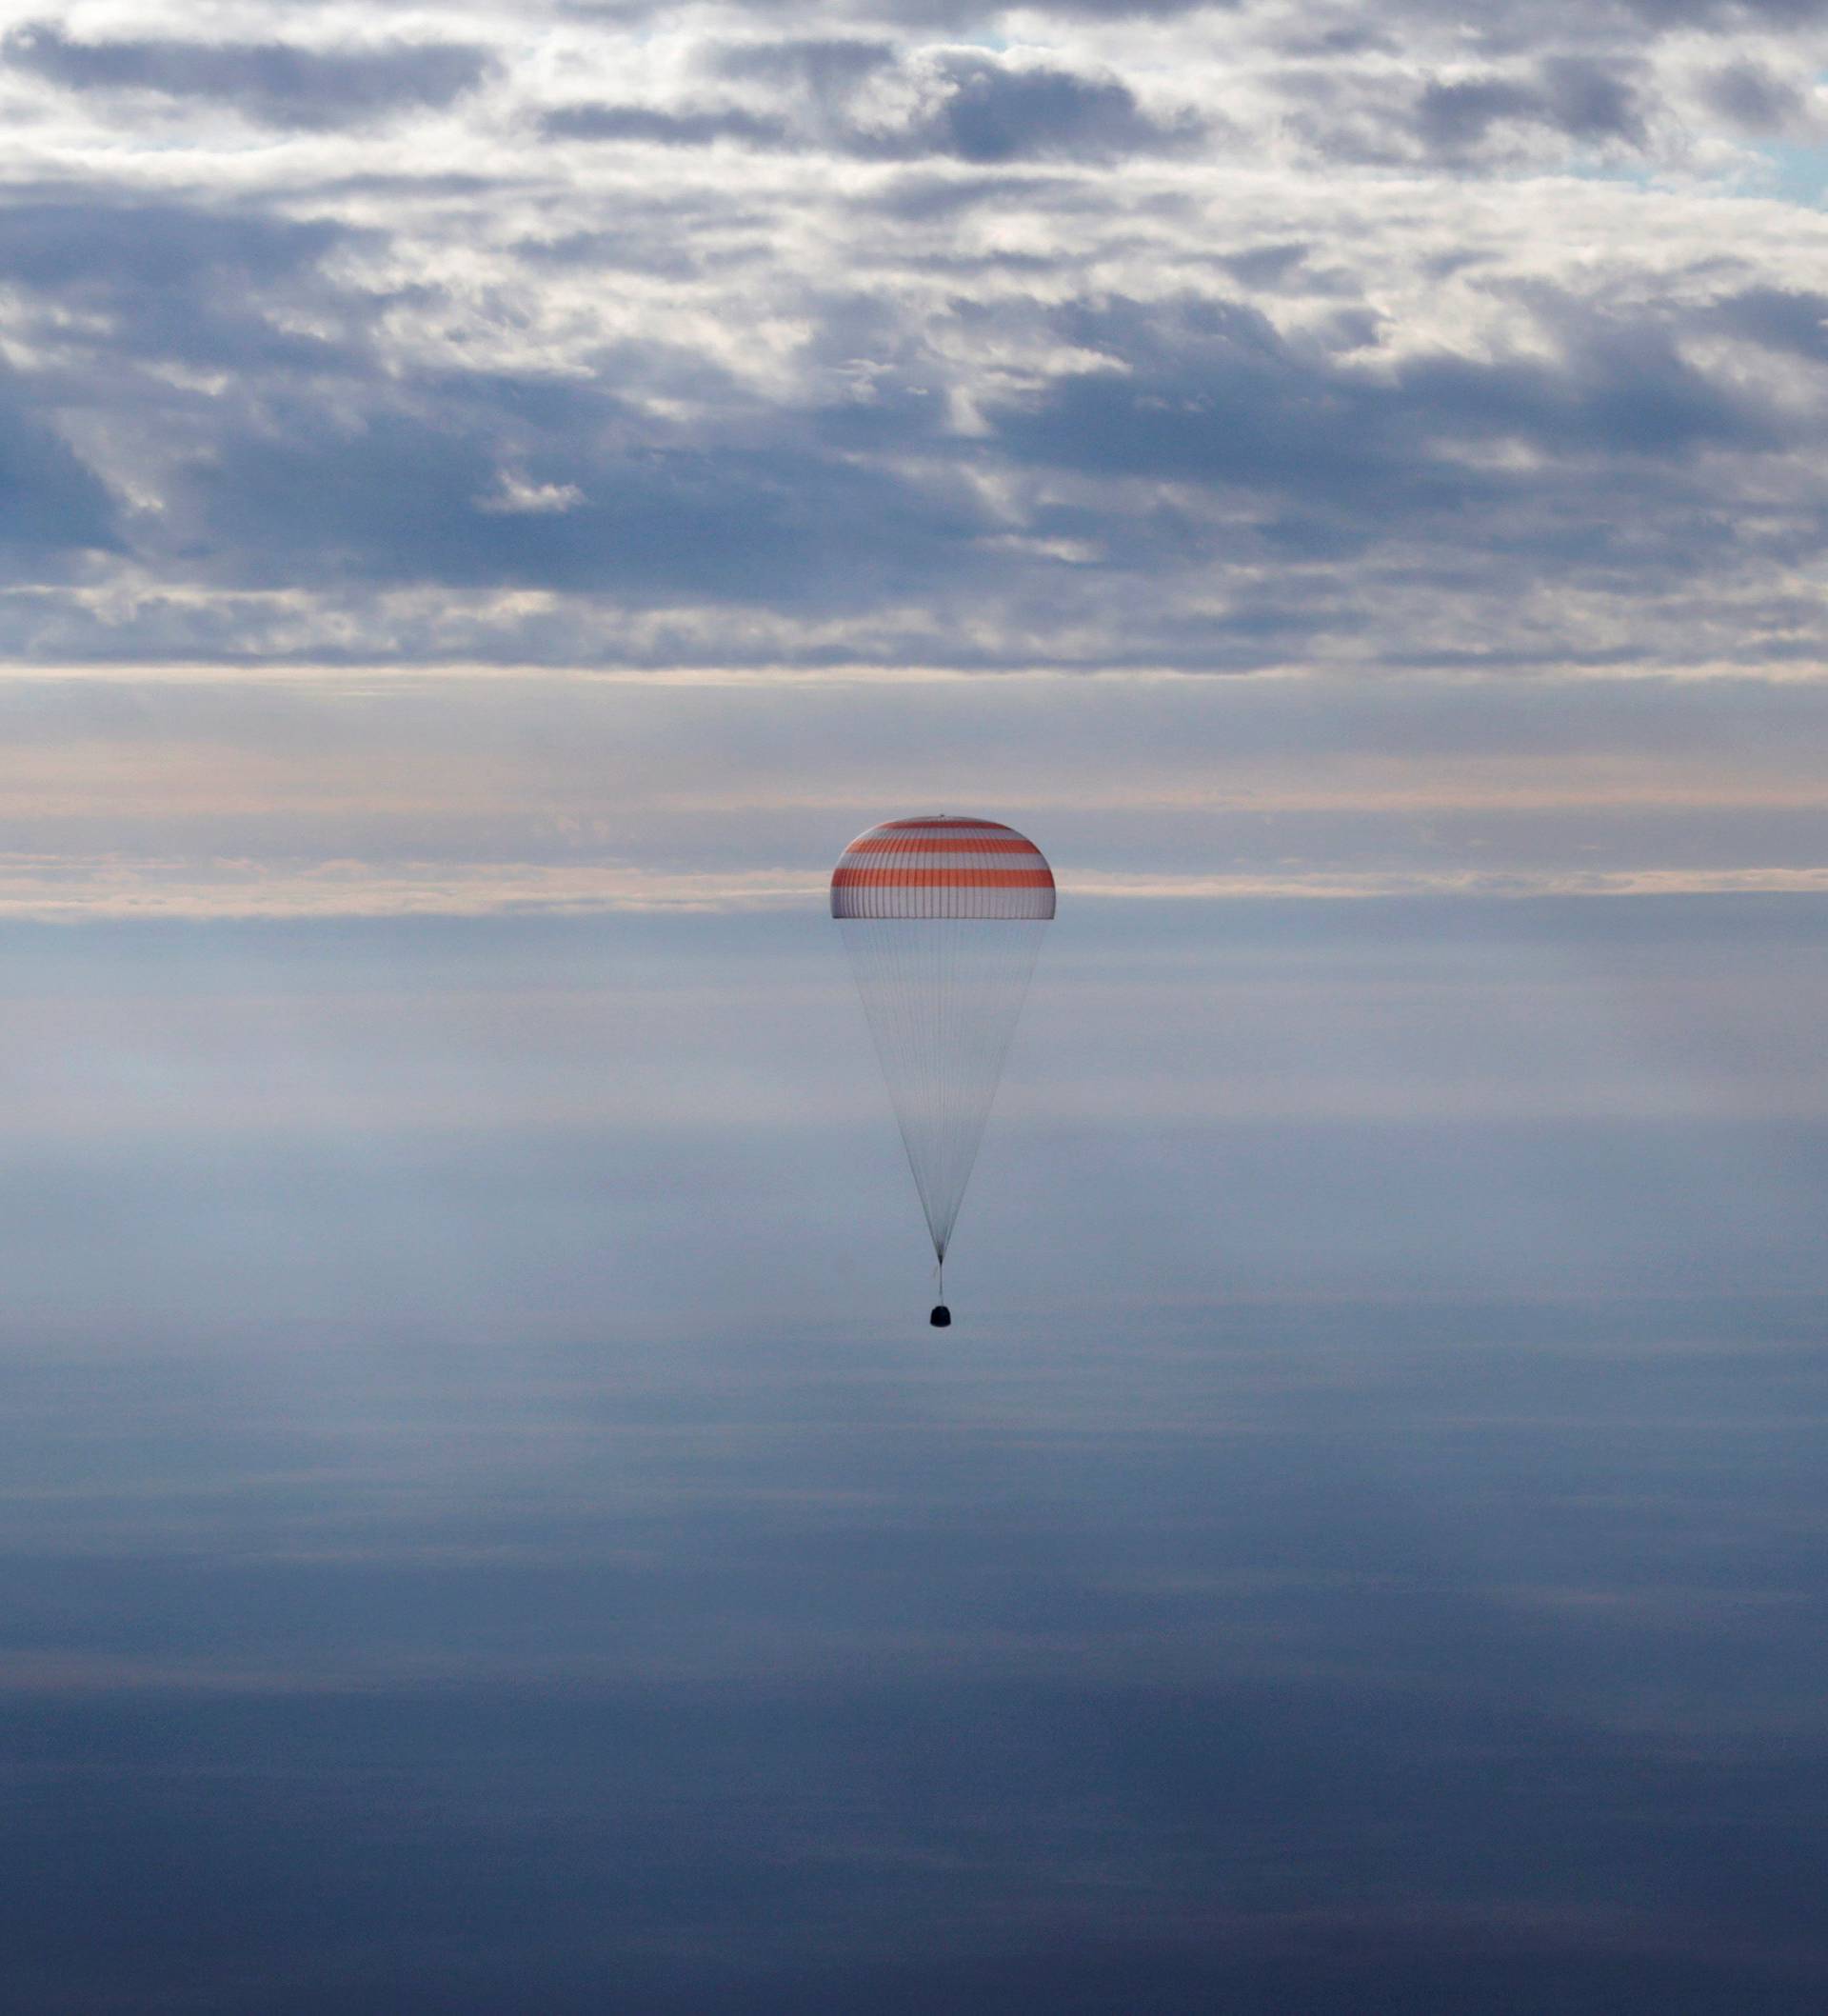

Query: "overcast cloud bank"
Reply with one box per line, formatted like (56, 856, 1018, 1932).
(0, 0, 1825, 675)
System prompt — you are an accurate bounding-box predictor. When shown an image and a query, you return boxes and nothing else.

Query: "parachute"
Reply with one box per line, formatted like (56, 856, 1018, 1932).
(831, 817, 1055, 1324)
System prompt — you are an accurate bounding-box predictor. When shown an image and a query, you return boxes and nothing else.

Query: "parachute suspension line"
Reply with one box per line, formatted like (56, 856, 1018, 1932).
(840, 917, 1044, 1265)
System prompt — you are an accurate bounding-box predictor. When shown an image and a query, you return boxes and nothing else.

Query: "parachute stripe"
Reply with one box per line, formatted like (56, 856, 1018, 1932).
(833, 869, 1053, 888)
(840, 852, 1045, 872)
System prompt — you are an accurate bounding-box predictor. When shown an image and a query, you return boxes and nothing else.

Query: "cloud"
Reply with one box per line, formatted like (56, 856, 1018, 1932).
(900, 51, 1205, 161)
(542, 103, 791, 148)
(1416, 58, 1647, 156)
(10, 663, 1828, 928)
(987, 292, 1779, 548)
(707, 36, 898, 93)
(1381, 0, 1828, 40)
(0, 384, 122, 559)
(3, 23, 492, 129)
(164, 376, 998, 608)
(1714, 288, 1828, 361)
(545, 46, 1203, 162)
(0, 199, 357, 377)
(1694, 60, 1810, 132)
(0, 0, 1823, 669)
(1617, 0, 1828, 22)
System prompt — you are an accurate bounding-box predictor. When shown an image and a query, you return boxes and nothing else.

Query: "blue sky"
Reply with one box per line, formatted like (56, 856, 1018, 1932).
(6, 0, 1828, 2006)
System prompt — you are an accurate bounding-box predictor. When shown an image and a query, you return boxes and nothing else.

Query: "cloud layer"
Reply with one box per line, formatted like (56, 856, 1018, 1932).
(0, 0, 1824, 671)
(4, 662, 1828, 916)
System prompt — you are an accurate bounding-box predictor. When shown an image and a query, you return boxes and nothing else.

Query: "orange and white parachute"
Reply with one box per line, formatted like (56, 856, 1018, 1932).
(832, 818, 1055, 1319)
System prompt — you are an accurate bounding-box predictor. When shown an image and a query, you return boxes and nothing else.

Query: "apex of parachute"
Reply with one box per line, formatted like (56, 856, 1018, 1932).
(830, 815, 1057, 921)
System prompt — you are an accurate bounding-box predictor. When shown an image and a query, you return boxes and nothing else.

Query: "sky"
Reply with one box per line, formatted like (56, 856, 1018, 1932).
(4, 0, 1828, 2009)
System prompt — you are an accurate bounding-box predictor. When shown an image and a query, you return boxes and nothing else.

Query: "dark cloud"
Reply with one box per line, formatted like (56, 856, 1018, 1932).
(1218, 242, 1310, 287)
(906, 52, 1204, 162)
(1415, 77, 1544, 152)
(544, 49, 1202, 163)
(1416, 57, 1646, 155)
(705, 32, 1193, 168)
(1715, 289, 1828, 362)
(989, 294, 1774, 529)
(1399, 315, 1772, 457)
(1618, 0, 1828, 20)
(0, 199, 359, 374)
(1696, 61, 1808, 131)
(166, 371, 994, 606)
(0, 382, 120, 557)
(1396, 0, 1828, 43)
(0, 199, 344, 294)
(0, 209, 1809, 666)
(1537, 54, 1647, 139)
(3, 23, 492, 128)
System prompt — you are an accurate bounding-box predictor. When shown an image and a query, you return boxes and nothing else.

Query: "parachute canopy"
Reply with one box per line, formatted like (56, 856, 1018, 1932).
(831, 817, 1057, 923)
(832, 817, 1054, 1276)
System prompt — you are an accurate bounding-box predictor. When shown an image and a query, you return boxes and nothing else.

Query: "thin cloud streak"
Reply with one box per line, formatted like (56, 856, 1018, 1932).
(4, 666, 1828, 915)
(6, 859, 1828, 921)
